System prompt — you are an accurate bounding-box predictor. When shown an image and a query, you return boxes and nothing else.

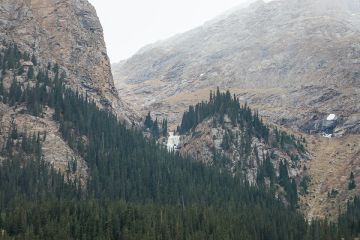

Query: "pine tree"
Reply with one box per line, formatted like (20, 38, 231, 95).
(161, 119, 168, 137)
(31, 54, 37, 66)
(144, 111, 153, 129)
(27, 66, 34, 79)
(151, 118, 160, 138)
(349, 172, 356, 190)
(17, 65, 24, 75)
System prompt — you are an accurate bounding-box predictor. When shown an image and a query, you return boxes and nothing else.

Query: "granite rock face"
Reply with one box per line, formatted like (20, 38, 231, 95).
(0, 0, 136, 123)
(113, 0, 360, 133)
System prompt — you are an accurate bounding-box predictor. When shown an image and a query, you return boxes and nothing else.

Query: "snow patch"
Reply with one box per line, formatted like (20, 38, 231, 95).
(321, 133, 333, 138)
(327, 114, 336, 121)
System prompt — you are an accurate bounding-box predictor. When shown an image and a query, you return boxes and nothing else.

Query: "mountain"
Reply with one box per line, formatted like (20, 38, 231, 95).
(114, 0, 360, 220)
(3, 0, 360, 238)
(113, 0, 360, 134)
(0, 0, 136, 123)
(0, 0, 138, 184)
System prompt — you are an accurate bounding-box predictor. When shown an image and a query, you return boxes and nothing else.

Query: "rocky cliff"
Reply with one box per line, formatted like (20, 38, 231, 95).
(0, 0, 136, 123)
(0, 0, 137, 183)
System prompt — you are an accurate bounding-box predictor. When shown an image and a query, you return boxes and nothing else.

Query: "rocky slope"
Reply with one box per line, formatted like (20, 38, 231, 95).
(300, 133, 360, 221)
(179, 116, 308, 185)
(0, 0, 136, 123)
(113, 0, 360, 134)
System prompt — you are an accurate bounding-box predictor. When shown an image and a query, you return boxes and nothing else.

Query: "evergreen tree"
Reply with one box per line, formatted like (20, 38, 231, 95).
(161, 118, 168, 137)
(349, 172, 356, 190)
(151, 118, 160, 138)
(144, 111, 153, 129)
(221, 130, 231, 150)
(27, 66, 34, 79)
(31, 54, 37, 66)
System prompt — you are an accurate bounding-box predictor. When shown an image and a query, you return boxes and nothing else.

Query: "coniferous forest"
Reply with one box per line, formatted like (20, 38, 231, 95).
(0, 42, 360, 239)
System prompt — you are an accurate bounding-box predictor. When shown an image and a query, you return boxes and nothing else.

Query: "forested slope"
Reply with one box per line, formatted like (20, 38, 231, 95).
(177, 88, 307, 208)
(0, 42, 359, 239)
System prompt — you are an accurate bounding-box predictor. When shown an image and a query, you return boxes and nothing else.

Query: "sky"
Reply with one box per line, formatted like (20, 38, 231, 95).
(88, 0, 255, 63)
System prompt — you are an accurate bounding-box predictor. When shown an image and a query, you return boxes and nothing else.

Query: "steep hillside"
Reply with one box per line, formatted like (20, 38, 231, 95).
(113, 0, 360, 134)
(0, 0, 140, 183)
(114, 0, 360, 219)
(0, 0, 136, 123)
(175, 89, 308, 207)
(300, 133, 360, 221)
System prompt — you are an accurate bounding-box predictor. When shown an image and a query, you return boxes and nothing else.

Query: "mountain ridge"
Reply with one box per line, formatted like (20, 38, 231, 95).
(113, 0, 360, 135)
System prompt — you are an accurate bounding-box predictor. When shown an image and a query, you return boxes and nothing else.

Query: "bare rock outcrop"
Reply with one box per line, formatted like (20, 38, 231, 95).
(0, 0, 137, 123)
(0, 0, 140, 183)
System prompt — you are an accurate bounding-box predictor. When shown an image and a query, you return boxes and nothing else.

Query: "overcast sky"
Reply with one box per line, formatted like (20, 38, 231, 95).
(88, 0, 256, 63)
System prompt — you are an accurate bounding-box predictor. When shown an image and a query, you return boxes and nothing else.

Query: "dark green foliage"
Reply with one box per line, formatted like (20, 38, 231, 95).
(22, 52, 30, 61)
(256, 152, 275, 185)
(328, 189, 339, 199)
(144, 111, 153, 129)
(151, 118, 160, 138)
(221, 130, 232, 150)
(179, 88, 269, 141)
(8, 79, 22, 106)
(300, 176, 311, 195)
(161, 118, 168, 137)
(52, 63, 59, 73)
(349, 172, 356, 190)
(31, 54, 37, 66)
(17, 65, 24, 75)
(278, 160, 298, 208)
(256, 156, 298, 208)
(1, 44, 21, 70)
(272, 127, 306, 154)
(27, 66, 34, 79)
(143, 112, 167, 138)
(337, 196, 360, 239)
